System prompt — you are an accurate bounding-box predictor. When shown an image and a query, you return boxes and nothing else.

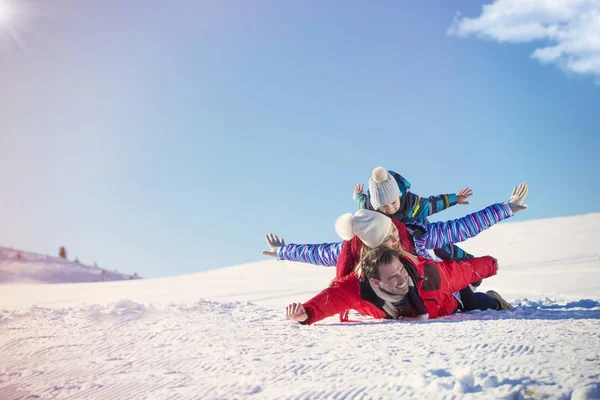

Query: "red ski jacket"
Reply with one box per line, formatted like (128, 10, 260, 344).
(302, 255, 498, 324)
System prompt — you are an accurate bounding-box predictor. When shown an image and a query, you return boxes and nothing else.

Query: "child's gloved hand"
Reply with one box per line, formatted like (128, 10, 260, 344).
(457, 187, 473, 204)
(262, 233, 286, 258)
(508, 182, 529, 214)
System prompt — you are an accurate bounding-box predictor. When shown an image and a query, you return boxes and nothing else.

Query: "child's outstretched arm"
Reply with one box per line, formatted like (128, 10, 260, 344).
(262, 233, 343, 267)
(353, 184, 374, 210)
(405, 187, 472, 221)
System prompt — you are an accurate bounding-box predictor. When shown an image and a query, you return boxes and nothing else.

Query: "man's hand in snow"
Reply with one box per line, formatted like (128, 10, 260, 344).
(262, 233, 285, 258)
(457, 187, 473, 204)
(508, 182, 529, 214)
(285, 303, 309, 323)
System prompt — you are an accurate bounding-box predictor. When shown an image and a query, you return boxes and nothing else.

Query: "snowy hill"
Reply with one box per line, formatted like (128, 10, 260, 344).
(0, 214, 599, 399)
(0, 247, 138, 284)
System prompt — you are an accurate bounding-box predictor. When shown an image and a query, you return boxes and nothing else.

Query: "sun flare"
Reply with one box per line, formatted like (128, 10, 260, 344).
(0, 0, 13, 25)
(0, 0, 33, 52)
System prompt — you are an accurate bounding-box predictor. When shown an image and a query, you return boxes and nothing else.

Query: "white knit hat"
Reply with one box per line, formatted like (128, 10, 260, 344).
(369, 167, 401, 210)
(335, 209, 392, 248)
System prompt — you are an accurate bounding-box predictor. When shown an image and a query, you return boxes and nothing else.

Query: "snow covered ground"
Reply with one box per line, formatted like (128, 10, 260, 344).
(1, 213, 599, 399)
(0, 247, 137, 284)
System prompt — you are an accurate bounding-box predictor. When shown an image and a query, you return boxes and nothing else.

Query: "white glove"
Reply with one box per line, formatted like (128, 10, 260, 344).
(262, 233, 285, 258)
(508, 183, 529, 214)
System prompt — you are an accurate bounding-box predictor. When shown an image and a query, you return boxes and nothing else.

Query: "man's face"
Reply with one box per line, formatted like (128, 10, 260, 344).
(378, 198, 401, 215)
(371, 257, 410, 296)
(379, 223, 400, 251)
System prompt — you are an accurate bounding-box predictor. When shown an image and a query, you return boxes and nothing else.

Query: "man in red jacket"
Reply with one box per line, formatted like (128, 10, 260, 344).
(285, 247, 513, 324)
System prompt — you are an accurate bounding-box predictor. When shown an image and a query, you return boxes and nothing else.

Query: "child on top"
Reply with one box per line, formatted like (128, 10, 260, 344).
(354, 167, 474, 262)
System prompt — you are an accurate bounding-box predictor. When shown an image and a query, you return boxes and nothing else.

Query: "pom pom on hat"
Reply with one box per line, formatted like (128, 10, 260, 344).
(372, 167, 389, 183)
(335, 213, 355, 241)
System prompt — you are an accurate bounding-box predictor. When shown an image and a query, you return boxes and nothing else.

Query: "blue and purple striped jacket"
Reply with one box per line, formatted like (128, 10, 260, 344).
(276, 202, 513, 265)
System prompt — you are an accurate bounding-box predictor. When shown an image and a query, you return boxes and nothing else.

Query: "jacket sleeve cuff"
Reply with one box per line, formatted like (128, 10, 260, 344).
(276, 246, 285, 260)
(299, 308, 312, 325)
(448, 193, 458, 206)
(501, 202, 514, 218)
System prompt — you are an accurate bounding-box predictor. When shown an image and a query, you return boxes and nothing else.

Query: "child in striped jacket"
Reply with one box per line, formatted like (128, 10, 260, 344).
(354, 167, 474, 261)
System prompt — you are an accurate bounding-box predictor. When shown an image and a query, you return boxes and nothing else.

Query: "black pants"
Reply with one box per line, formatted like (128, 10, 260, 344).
(458, 286, 499, 311)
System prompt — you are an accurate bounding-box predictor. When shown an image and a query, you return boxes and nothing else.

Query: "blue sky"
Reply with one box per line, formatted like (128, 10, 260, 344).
(1, 1, 599, 278)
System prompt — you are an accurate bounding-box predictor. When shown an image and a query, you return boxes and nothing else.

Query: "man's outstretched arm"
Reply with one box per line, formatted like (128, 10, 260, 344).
(285, 276, 360, 325)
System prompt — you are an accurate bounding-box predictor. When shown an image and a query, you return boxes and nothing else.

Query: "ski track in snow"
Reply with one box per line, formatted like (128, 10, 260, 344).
(1, 299, 599, 400)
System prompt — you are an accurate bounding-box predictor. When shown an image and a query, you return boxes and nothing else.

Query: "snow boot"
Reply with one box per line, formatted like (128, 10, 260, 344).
(486, 290, 514, 311)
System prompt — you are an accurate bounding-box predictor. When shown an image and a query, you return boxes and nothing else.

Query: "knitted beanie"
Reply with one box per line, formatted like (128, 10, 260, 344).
(335, 209, 392, 249)
(369, 167, 401, 210)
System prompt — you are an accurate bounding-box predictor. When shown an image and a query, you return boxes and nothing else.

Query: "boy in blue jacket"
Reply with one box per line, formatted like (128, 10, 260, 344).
(354, 166, 474, 262)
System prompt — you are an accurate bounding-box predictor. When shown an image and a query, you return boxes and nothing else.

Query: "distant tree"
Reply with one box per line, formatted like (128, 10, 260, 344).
(74, 258, 80, 264)
(15, 252, 22, 260)
(101, 269, 106, 275)
(133, 272, 139, 279)
(59, 247, 67, 259)
(94, 262, 98, 268)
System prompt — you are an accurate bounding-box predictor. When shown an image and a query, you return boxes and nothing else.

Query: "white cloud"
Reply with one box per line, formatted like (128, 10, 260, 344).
(448, 0, 600, 84)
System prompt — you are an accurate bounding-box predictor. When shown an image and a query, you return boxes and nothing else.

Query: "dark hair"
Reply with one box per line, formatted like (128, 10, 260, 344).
(361, 247, 400, 280)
